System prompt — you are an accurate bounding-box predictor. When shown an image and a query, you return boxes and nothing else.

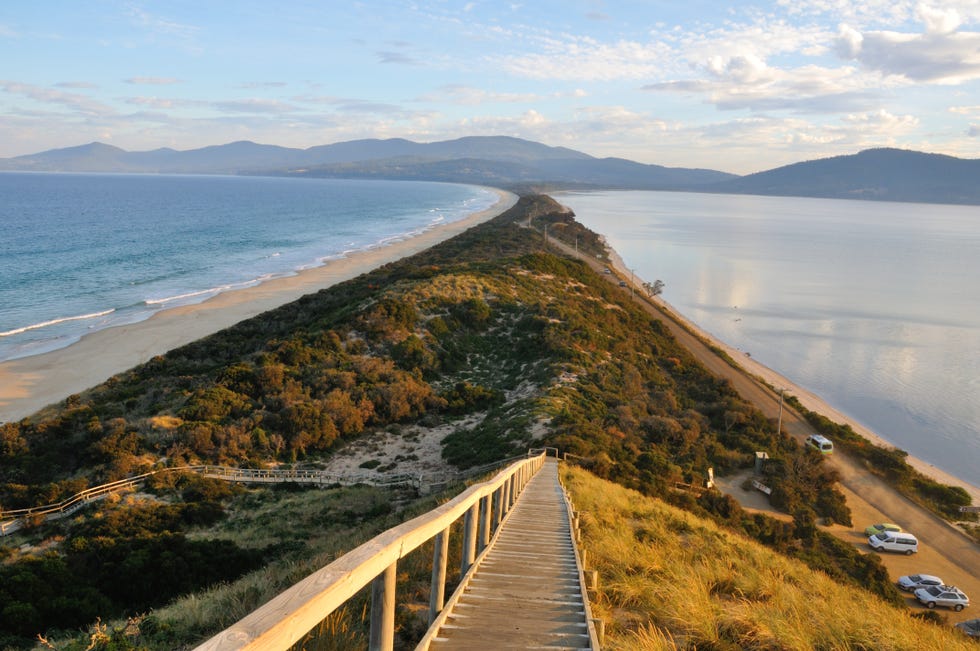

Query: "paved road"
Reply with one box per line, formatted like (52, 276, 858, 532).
(543, 230, 980, 622)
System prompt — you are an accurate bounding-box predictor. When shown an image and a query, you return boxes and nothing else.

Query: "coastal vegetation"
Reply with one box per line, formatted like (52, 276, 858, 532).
(0, 195, 968, 648)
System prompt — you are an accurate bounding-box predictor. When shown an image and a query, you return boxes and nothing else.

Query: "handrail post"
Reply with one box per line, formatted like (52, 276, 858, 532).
(369, 562, 397, 651)
(478, 495, 492, 551)
(461, 503, 479, 574)
(428, 527, 450, 624)
(493, 486, 504, 530)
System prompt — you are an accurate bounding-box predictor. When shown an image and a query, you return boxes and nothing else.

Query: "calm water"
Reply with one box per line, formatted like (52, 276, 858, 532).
(0, 173, 497, 361)
(561, 190, 980, 486)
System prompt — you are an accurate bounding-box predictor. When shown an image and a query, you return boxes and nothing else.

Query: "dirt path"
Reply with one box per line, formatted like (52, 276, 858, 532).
(542, 230, 980, 623)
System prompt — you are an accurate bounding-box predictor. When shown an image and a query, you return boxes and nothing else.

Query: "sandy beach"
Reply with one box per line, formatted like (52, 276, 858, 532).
(0, 189, 517, 424)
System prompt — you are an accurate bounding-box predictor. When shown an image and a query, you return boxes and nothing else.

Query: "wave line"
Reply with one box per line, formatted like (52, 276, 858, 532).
(0, 309, 116, 338)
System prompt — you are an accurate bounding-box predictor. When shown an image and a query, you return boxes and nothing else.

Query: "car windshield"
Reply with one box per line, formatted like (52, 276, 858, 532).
(874, 532, 889, 540)
(924, 586, 942, 596)
(908, 575, 923, 581)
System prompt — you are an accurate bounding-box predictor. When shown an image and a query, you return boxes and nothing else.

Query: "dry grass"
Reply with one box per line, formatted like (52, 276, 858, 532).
(562, 466, 974, 651)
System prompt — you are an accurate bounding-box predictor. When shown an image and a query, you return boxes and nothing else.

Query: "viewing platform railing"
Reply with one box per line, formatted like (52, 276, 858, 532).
(195, 450, 550, 651)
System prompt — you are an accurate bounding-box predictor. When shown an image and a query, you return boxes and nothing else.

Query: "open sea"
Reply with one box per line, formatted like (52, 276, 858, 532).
(561, 190, 980, 486)
(0, 173, 498, 362)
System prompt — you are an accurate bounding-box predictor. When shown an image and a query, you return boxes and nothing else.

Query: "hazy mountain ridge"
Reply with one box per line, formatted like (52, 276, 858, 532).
(708, 147, 980, 204)
(3, 138, 979, 204)
(0, 136, 734, 189)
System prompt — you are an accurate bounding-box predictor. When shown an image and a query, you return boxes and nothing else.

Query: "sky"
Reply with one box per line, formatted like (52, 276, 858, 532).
(2, 1, 980, 174)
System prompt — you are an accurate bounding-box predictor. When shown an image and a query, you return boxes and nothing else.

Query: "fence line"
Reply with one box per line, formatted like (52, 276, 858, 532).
(0, 453, 534, 537)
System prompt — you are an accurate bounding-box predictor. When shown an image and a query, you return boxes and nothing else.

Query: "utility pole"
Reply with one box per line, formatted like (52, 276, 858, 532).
(776, 387, 784, 435)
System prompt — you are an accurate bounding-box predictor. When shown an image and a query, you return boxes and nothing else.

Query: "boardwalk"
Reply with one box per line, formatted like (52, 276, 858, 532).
(422, 459, 597, 650)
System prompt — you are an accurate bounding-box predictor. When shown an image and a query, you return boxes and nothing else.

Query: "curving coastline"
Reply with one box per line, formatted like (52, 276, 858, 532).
(0, 189, 517, 424)
(603, 246, 980, 504)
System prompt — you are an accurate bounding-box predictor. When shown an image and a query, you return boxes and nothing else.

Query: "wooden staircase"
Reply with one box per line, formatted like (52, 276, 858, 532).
(419, 458, 597, 650)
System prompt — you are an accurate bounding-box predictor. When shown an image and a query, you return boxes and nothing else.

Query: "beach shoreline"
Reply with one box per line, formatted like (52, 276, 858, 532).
(0, 188, 517, 424)
(604, 247, 980, 505)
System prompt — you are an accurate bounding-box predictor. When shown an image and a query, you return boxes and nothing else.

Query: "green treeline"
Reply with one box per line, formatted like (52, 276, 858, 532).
(0, 195, 903, 648)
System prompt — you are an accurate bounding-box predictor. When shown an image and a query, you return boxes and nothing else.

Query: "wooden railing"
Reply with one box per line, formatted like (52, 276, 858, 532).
(195, 450, 549, 651)
(0, 456, 532, 536)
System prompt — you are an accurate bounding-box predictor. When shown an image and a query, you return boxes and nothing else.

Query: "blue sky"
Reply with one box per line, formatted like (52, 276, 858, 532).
(2, 1, 980, 173)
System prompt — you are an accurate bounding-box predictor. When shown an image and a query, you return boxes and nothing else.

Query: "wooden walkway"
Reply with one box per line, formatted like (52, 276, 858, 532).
(421, 458, 596, 650)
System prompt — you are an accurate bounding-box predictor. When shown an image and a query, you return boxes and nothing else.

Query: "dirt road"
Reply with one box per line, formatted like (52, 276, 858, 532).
(544, 230, 979, 623)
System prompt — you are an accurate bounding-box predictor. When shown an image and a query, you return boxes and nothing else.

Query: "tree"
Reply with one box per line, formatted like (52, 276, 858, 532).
(643, 279, 665, 296)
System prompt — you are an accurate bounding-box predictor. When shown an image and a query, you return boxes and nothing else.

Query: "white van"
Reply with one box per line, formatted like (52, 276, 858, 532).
(868, 531, 918, 555)
(805, 434, 834, 454)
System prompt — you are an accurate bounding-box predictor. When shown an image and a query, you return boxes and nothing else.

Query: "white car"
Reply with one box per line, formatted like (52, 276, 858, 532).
(914, 585, 970, 611)
(897, 574, 943, 592)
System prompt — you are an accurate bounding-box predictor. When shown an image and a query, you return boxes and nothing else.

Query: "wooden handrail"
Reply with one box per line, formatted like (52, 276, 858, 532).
(0, 463, 432, 531)
(195, 452, 546, 651)
(1, 456, 529, 525)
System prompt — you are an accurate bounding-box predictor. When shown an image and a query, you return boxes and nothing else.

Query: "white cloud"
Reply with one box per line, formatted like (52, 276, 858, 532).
(418, 84, 541, 105)
(835, 24, 863, 58)
(212, 98, 300, 114)
(125, 77, 181, 85)
(917, 4, 962, 35)
(775, 0, 916, 27)
(55, 81, 99, 89)
(499, 37, 673, 80)
(126, 6, 199, 40)
(125, 96, 195, 109)
(950, 104, 980, 114)
(0, 80, 115, 117)
(836, 7, 980, 84)
(645, 63, 883, 114)
(841, 108, 920, 131)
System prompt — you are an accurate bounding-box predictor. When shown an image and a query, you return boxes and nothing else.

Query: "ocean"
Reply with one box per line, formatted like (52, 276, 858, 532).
(560, 190, 980, 486)
(0, 173, 498, 362)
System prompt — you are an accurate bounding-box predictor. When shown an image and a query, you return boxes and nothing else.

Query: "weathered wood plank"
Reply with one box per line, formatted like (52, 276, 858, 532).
(418, 459, 596, 650)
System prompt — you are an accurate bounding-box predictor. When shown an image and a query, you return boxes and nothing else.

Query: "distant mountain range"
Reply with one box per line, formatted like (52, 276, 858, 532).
(2, 136, 979, 205)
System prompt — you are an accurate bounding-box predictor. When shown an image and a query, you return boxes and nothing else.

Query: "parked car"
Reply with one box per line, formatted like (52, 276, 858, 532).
(914, 585, 970, 611)
(805, 434, 834, 454)
(897, 574, 944, 592)
(868, 531, 918, 554)
(864, 522, 902, 536)
(955, 618, 980, 638)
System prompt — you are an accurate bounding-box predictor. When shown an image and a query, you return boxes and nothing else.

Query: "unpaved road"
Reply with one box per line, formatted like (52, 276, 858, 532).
(545, 231, 979, 623)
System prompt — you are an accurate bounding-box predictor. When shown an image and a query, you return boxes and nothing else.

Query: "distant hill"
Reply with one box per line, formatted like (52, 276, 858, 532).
(0, 135, 735, 190)
(709, 148, 980, 205)
(3, 139, 979, 204)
